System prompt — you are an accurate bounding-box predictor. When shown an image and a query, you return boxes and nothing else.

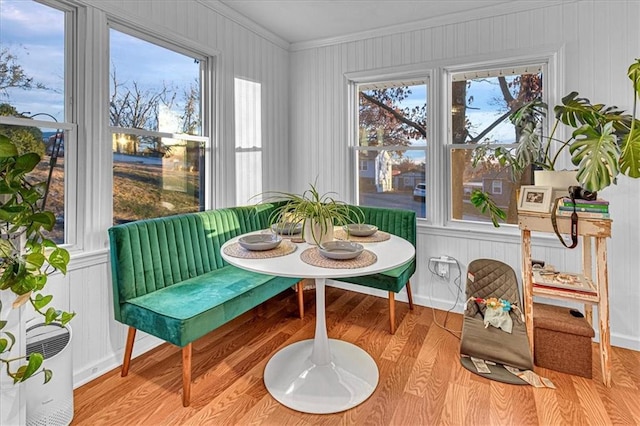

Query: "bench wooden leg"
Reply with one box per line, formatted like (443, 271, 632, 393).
(121, 327, 136, 377)
(406, 281, 414, 310)
(297, 280, 305, 319)
(389, 292, 396, 334)
(182, 343, 192, 407)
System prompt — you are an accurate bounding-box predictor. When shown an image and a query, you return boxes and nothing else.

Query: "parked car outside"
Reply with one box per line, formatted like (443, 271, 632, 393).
(413, 183, 426, 200)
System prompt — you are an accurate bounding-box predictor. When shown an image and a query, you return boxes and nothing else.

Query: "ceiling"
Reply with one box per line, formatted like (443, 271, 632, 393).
(217, 0, 518, 45)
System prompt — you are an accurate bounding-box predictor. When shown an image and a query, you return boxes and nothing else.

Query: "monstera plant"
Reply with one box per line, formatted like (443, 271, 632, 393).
(471, 58, 640, 225)
(0, 133, 72, 384)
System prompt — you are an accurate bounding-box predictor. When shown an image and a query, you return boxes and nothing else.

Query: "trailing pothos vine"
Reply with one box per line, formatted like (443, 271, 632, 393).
(0, 133, 73, 384)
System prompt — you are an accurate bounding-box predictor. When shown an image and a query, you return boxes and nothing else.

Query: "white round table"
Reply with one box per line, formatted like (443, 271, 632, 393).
(221, 231, 415, 414)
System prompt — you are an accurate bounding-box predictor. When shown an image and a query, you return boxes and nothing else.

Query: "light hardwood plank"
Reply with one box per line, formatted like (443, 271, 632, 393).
(73, 287, 640, 426)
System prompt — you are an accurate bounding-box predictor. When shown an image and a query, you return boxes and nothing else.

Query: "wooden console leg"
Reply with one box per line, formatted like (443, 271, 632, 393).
(121, 327, 136, 377)
(297, 280, 305, 319)
(389, 292, 396, 334)
(406, 281, 414, 310)
(182, 344, 192, 407)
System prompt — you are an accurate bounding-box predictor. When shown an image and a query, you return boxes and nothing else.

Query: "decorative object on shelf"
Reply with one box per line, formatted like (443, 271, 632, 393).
(517, 185, 553, 213)
(532, 266, 596, 294)
(550, 184, 606, 248)
(257, 182, 363, 245)
(471, 58, 640, 226)
(0, 134, 73, 384)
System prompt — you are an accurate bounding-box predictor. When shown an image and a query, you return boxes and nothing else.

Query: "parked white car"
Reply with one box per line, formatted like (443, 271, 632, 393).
(413, 183, 426, 201)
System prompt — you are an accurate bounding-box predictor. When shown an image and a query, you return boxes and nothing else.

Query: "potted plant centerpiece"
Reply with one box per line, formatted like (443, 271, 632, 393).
(470, 58, 640, 226)
(259, 182, 363, 245)
(0, 133, 73, 385)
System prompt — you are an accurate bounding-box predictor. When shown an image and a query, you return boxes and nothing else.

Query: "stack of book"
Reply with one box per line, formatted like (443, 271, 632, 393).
(556, 197, 610, 219)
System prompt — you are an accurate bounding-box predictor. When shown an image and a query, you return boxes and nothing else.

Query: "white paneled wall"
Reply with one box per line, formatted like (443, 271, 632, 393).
(60, 0, 291, 386)
(290, 1, 640, 350)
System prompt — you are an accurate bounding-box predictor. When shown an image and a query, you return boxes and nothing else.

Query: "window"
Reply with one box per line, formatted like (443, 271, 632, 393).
(0, 0, 75, 244)
(492, 180, 503, 195)
(448, 63, 543, 224)
(234, 78, 262, 205)
(109, 27, 209, 224)
(354, 79, 428, 219)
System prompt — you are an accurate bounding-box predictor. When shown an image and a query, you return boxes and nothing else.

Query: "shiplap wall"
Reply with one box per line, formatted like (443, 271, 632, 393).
(45, 0, 292, 386)
(289, 0, 640, 350)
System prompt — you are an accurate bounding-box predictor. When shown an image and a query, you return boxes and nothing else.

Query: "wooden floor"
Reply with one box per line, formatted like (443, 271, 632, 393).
(73, 287, 640, 425)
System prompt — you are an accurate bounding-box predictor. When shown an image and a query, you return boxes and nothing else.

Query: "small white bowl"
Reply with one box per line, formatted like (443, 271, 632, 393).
(344, 223, 378, 237)
(238, 234, 282, 251)
(318, 241, 364, 260)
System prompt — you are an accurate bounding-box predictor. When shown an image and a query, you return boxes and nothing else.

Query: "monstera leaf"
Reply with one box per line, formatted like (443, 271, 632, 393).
(554, 92, 601, 128)
(569, 122, 620, 191)
(619, 122, 640, 179)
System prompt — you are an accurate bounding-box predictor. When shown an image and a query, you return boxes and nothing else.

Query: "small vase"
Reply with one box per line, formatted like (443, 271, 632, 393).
(303, 219, 334, 245)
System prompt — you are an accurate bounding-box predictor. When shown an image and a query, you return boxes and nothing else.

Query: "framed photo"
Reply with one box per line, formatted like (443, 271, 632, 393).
(518, 186, 553, 213)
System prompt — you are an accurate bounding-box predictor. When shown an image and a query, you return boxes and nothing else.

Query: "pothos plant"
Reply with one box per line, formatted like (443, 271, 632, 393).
(0, 133, 72, 384)
(470, 58, 640, 226)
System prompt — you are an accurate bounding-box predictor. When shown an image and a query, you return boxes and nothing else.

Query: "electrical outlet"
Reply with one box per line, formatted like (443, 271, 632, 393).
(437, 261, 449, 277)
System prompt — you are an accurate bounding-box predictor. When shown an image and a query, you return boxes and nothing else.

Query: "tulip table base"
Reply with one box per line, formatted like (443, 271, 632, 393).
(263, 278, 379, 414)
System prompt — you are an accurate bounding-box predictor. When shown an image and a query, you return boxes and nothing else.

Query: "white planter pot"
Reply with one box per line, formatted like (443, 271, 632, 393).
(534, 170, 579, 198)
(303, 219, 334, 245)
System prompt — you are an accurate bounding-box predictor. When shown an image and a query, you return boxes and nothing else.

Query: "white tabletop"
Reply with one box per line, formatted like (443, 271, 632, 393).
(220, 231, 415, 279)
(220, 228, 415, 414)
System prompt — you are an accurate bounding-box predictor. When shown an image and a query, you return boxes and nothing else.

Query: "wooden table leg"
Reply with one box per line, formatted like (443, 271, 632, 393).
(596, 236, 611, 387)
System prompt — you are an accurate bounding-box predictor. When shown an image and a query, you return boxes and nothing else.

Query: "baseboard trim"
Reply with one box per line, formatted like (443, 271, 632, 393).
(73, 334, 164, 388)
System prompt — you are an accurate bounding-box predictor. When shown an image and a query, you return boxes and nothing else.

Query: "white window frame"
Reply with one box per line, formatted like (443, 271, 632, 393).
(0, 1, 79, 249)
(344, 52, 559, 230)
(106, 22, 214, 219)
(443, 53, 557, 229)
(345, 67, 433, 218)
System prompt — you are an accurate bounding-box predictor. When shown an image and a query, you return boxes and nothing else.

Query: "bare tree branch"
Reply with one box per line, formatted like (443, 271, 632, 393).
(361, 92, 426, 137)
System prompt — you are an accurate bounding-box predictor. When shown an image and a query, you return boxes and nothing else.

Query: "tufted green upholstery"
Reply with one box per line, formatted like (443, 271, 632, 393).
(108, 204, 301, 405)
(334, 205, 417, 333)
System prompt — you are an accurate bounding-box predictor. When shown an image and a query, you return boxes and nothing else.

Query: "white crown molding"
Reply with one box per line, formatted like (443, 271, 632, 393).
(196, 0, 290, 51)
(290, 0, 575, 52)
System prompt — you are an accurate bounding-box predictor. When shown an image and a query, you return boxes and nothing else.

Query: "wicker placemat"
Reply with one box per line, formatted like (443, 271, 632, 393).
(333, 229, 391, 243)
(223, 240, 297, 259)
(300, 247, 377, 269)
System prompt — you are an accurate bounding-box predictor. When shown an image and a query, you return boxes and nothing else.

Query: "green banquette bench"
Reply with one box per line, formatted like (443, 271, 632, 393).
(337, 206, 416, 333)
(108, 204, 303, 406)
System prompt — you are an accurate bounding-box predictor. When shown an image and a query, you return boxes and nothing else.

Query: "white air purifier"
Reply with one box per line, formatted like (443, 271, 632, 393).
(25, 321, 73, 426)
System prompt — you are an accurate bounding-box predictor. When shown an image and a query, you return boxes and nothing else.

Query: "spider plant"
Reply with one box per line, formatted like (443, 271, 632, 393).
(258, 182, 363, 245)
